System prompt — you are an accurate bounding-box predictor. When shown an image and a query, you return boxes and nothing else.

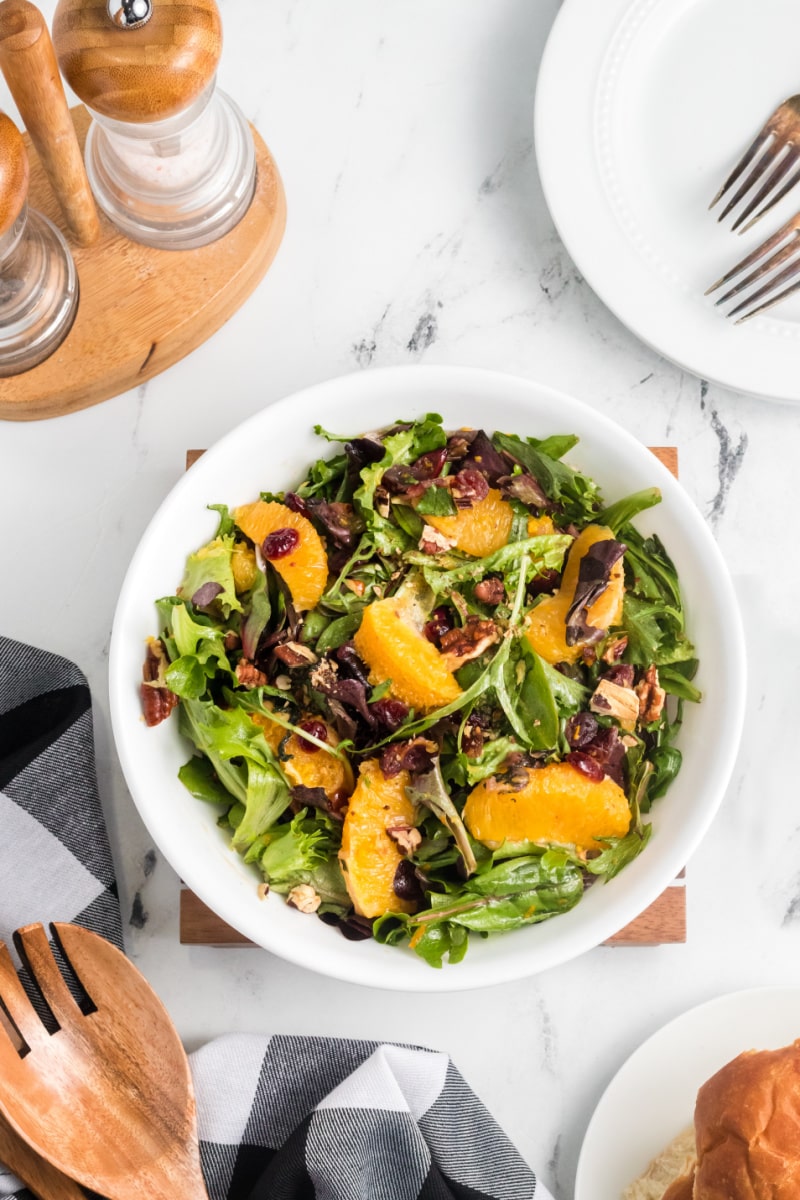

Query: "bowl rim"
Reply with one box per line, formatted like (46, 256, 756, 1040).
(109, 364, 746, 991)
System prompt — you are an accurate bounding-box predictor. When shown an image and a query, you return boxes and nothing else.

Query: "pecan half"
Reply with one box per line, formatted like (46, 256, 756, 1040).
(140, 638, 178, 727)
(636, 664, 666, 725)
(419, 525, 455, 555)
(440, 615, 500, 671)
(236, 658, 268, 688)
(273, 641, 317, 669)
(602, 635, 628, 664)
(474, 577, 505, 606)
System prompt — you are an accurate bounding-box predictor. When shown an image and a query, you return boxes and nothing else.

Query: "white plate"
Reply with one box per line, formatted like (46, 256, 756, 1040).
(109, 365, 745, 991)
(535, 0, 800, 402)
(576, 987, 800, 1198)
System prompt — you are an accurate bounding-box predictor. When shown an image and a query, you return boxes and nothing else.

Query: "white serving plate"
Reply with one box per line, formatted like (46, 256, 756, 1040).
(576, 987, 800, 1199)
(109, 365, 745, 991)
(535, 0, 800, 401)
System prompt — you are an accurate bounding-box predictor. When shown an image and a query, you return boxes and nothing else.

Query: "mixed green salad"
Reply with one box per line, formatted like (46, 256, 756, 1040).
(141, 415, 700, 968)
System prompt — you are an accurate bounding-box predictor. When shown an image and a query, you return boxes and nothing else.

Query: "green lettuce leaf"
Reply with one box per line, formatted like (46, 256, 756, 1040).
(180, 536, 242, 618)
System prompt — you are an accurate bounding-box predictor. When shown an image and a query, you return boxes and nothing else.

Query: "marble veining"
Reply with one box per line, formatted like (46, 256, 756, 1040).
(0, 1, 791, 1196)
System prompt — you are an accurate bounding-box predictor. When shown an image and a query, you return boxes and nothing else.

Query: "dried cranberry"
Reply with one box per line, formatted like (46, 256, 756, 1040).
(451, 468, 490, 508)
(296, 720, 328, 753)
(371, 697, 410, 732)
(412, 447, 447, 479)
(285, 492, 311, 518)
(393, 860, 426, 904)
(602, 664, 635, 689)
(424, 606, 454, 646)
(380, 738, 435, 778)
(528, 569, 561, 598)
(262, 528, 300, 559)
(567, 751, 605, 782)
(565, 712, 599, 750)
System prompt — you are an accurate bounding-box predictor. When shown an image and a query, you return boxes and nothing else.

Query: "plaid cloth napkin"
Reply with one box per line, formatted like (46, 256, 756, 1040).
(0, 637, 550, 1200)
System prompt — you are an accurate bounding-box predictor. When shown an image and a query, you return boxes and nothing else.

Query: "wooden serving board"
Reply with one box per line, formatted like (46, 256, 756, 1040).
(179, 445, 686, 949)
(1, 106, 286, 421)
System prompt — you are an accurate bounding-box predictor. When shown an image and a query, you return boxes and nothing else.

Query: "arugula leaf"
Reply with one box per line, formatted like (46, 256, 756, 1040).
(585, 822, 653, 880)
(595, 488, 661, 536)
(528, 434, 579, 460)
(492, 432, 600, 524)
(178, 756, 232, 805)
(353, 415, 446, 519)
(538, 657, 589, 715)
(416, 486, 457, 517)
(393, 504, 425, 540)
(622, 595, 695, 667)
(208, 503, 236, 538)
(407, 758, 477, 876)
(622, 527, 681, 607)
(659, 663, 702, 703)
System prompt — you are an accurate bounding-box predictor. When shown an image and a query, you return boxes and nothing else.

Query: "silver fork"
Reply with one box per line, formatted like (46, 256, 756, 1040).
(711, 95, 800, 233)
(706, 212, 800, 322)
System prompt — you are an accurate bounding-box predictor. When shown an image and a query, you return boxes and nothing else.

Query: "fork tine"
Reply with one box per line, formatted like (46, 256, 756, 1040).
(727, 253, 800, 318)
(738, 162, 800, 234)
(710, 128, 772, 209)
(734, 273, 800, 322)
(714, 235, 800, 305)
(14, 924, 84, 1028)
(718, 137, 785, 222)
(0, 941, 47, 1049)
(731, 145, 800, 231)
(705, 214, 799, 294)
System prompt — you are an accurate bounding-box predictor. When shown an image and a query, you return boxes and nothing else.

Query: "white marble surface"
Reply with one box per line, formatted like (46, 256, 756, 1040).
(0, 1, 795, 1195)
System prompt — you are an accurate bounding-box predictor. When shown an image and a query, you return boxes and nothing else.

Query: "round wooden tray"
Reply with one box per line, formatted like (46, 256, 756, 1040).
(0, 105, 286, 421)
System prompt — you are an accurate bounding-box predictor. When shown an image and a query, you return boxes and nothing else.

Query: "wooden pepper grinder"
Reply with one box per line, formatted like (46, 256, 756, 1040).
(0, 112, 78, 375)
(52, 0, 257, 249)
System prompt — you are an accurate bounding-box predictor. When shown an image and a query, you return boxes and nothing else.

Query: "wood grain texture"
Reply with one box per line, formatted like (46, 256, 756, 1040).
(179, 444, 686, 949)
(0, 110, 27, 236)
(0, 105, 286, 421)
(52, 0, 222, 122)
(0, 923, 209, 1200)
(0, 0, 99, 245)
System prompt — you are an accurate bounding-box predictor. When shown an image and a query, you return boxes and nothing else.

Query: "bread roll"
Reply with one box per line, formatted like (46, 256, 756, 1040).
(693, 1039, 800, 1198)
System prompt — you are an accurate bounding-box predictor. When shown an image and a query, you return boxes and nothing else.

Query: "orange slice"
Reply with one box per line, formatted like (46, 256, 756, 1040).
(426, 488, 514, 557)
(234, 500, 328, 611)
(354, 597, 462, 711)
(339, 759, 418, 918)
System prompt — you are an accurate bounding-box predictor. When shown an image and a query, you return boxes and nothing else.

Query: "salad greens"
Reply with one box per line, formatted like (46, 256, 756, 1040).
(142, 416, 699, 968)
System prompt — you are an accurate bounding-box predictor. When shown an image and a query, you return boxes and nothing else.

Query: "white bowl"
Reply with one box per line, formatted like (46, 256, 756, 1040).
(109, 365, 745, 991)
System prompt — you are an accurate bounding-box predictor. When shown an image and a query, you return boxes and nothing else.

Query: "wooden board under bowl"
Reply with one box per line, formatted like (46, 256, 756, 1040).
(179, 445, 685, 949)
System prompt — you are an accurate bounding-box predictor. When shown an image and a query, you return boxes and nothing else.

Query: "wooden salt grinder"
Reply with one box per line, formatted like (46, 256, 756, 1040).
(0, 0, 99, 245)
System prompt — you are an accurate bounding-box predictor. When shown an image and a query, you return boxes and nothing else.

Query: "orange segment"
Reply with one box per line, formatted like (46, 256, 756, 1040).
(527, 514, 555, 537)
(463, 761, 630, 852)
(354, 597, 462, 711)
(426, 488, 513, 557)
(339, 759, 418, 918)
(525, 524, 624, 664)
(251, 712, 354, 806)
(234, 500, 328, 611)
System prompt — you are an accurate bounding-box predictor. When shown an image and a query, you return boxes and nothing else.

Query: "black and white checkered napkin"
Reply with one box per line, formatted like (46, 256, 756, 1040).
(0, 637, 550, 1200)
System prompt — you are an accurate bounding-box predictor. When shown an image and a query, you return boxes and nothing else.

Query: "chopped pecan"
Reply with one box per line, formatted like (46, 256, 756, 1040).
(419, 525, 455, 555)
(140, 638, 178, 727)
(386, 822, 422, 855)
(461, 722, 485, 758)
(589, 678, 639, 732)
(474, 577, 505, 606)
(602, 635, 628, 664)
(344, 578, 366, 597)
(440, 615, 500, 671)
(273, 641, 317, 669)
(286, 884, 321, 914)
(236, 658, 268, 688)
(636, 664, 666, 725)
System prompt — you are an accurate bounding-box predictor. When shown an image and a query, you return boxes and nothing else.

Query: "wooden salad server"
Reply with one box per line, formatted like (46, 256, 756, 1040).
(0, 1010, 83, 1200)
(0, 923, 210, 1200)
(0, 0, 99, 245)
